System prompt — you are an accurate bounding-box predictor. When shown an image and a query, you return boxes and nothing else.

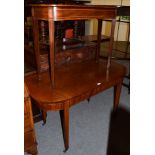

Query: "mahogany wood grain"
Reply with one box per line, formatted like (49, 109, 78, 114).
(107, 19, 116, 69)
(96, 19, 102, 60)
(48, 19, 55, 87)
(25, 59, 126, 151)
(31, 4, 117, 20)
(32, 18, 41, 80)
(24, 84, 38, 155)
(59, 107, 69, 152)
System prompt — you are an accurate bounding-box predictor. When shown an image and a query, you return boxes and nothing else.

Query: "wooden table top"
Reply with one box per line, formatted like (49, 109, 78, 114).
(31, 4, 118, 21)
(25, 60, 126, 110)
(30, 4, 118, 8)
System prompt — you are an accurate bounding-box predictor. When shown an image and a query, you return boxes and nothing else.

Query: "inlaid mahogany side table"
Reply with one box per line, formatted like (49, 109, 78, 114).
(30, 4, 118, 87)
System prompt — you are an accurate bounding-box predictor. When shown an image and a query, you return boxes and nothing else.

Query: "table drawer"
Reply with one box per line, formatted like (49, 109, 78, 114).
(55, 45, 96, 65)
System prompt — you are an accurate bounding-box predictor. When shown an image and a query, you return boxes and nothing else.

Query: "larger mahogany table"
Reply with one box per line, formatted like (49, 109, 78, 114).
(25, 59, 126, 151)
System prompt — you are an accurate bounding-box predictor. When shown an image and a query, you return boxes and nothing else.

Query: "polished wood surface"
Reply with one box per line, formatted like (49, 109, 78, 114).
(25, 59, 126, 151)
(31, 4, 117, 86)
(24, 84, 38, 155)
(27, 4, 124, 152)
(25, 60, 126, 107)
(31, 4, 117, 20)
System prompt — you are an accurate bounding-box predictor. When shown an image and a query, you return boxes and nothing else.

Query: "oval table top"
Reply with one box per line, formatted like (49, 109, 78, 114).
(25, 60, 126, 110)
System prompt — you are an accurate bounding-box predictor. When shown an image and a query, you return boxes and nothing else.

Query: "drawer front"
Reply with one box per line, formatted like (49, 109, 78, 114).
(39, 44, 97, 68)
(55, 46, 96, 65)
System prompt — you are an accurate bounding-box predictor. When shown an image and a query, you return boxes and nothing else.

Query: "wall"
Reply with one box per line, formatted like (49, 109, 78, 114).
(85, 0, 130, 41)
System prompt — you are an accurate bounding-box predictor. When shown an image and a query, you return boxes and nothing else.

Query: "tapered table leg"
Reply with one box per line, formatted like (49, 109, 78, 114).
(32, 18, 41, 80)
(87, 98, 90, 103)
(114, 81, 123, 111)
(96, 19, 102, 61)
(42, 110, 47, 125)
(48, 19, 55, 87)
(59, 103, 69, 152)
(107, 19, 116, 69)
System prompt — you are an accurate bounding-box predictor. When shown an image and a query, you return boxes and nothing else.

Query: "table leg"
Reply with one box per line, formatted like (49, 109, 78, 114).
(26, 143, 38, 155)
(48, 19, 55, 87)
(123, 73, 130, 94)
(32, 18, 41, 80)
(41, 110, 47, 125)
(59, 103, 69, 152)
(107, 19, 116, 69)
(96, 19, 102, 61)
(114, 81, 123, 111)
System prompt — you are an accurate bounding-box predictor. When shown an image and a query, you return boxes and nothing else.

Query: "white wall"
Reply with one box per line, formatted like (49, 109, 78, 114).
(91, 0, 129, 5)
(85, 0, 130, 41)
